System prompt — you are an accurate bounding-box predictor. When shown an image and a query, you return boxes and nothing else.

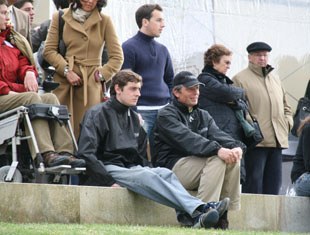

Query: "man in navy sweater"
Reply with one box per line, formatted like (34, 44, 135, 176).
(121, 4, 174, 157)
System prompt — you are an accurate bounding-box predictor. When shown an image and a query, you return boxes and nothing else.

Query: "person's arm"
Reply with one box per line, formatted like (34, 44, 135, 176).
(137, 126, 149, 166)
(156, 108, 222, 157)
(281, 85, 293, 130)
(0, 81, 12, 95)
(163, 51, 174, 94)
(77, 110, 116, 186)
(199, 74, 244, 103)
(200, 110, 246, 151)
(97, 16, 123, 82)
(17, 51, 38, 92)
(121, 41, 135, 70)
(0, 48, 37, 94)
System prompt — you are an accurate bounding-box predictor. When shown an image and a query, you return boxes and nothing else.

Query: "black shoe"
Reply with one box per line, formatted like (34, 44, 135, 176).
(204, 197, 230, 218)
(58, 152, 86, 168)
(215, 198, 230, 217)
(42, 152, 68, 167)
(193, 208, 219, 229)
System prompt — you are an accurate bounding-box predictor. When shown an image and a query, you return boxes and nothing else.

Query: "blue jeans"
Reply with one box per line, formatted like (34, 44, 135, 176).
(137, 109, 158, 158)
(104, 164, 204, 222)
(294, 172, 310, 197)
(242, 147, 282, 195)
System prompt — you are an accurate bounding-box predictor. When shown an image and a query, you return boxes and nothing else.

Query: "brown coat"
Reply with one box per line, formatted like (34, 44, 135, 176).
(233, 63, 293, 148)
(44, 8, 123, 137)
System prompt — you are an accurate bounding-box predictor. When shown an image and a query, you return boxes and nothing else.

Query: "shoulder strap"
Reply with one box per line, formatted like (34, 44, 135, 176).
(305, 79, 310, 99)
(58, 10, 64, 40)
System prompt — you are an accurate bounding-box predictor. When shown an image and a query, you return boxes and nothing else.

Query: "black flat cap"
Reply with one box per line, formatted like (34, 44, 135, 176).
(173, 71, 204, 88)
(247, 42, 272, 53)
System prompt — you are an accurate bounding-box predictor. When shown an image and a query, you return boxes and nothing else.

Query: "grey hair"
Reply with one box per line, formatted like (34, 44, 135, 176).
(173, 85, 183, 92)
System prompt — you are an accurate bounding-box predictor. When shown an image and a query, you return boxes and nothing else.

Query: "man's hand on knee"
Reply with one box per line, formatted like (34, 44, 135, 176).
(231, 147, 243, 161)
(217, 148, 235, 164)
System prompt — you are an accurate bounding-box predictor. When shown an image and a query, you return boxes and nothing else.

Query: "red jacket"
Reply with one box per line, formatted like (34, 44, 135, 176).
(0, 29, 37, 95)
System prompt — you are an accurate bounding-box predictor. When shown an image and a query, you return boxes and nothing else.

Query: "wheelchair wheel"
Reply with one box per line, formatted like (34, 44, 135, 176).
(0, 166, 23, 183)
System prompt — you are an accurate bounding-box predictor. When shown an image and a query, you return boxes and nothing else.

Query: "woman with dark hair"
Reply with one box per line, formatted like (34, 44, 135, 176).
(197, 44, 247, 229)
(198, 44, 246, 143)
(291, 116, 310, 197)
(44, 0, 123, 138)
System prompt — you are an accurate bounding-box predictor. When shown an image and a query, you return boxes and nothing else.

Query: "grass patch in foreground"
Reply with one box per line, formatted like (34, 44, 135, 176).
(0, 222, 304, 235)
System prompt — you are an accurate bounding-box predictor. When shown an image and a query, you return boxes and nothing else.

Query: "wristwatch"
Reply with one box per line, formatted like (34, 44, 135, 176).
(64, 66, 69, 77)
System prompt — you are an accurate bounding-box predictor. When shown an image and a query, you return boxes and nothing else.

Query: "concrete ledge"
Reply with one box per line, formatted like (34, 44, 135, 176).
(0, 183, 309, 233)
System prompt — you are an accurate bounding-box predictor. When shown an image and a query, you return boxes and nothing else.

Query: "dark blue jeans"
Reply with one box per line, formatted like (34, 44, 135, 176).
(137, 109, 158, 159)
(242, 147, 282, 195)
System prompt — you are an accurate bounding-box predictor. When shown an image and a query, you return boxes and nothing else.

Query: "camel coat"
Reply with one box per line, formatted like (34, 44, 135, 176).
(44, 8, 123, 138)
(233, 63, 293, 148)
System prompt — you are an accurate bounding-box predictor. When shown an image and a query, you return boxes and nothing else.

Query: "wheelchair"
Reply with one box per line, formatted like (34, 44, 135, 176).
(0, 71, 85, 184)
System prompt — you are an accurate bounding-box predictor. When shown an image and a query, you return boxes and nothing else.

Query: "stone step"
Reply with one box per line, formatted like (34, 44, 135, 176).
(0, 183, 309, 233)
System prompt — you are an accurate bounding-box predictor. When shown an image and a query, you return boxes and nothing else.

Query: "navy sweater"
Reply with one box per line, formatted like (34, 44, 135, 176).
(122, 31, 174, 106)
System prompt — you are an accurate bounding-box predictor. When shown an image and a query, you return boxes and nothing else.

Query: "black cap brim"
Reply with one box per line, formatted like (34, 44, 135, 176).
(183, 80, 205, 88)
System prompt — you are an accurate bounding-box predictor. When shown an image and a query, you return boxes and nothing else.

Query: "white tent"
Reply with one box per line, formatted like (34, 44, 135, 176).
(102, 0, 310, 109)
(34, 0, 310, 109)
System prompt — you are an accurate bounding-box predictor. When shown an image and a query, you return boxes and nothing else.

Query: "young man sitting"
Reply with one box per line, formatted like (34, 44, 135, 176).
(77, 70, 229, 229)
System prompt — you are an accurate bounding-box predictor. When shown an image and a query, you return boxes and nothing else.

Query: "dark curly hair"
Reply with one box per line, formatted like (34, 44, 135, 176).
(71, 0, 107, 12)
(204, 44, 232, 67)
(53, 0, 71, 10)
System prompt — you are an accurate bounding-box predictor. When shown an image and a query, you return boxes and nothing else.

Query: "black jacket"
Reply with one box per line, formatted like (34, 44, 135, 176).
(291, 123, 310, 183)
(77, 97, 147, 186)
(198, 66, 245, 141)
(153, 99, 246, 169)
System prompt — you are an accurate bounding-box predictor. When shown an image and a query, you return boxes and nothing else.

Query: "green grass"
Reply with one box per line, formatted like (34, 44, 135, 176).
(0, 223, 306, 235)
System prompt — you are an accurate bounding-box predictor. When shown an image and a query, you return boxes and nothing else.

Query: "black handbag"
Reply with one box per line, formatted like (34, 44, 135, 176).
(291, 80, 310, 136)
(38, 10, 66, 70)
(243, 110, 264, 149)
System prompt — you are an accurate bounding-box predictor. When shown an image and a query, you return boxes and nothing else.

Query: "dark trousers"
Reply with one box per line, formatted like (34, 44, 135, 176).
(242, 147, 282, 195)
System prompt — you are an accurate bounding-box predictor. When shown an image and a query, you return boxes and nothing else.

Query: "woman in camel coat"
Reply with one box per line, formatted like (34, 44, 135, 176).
(44, 0, 123, 138)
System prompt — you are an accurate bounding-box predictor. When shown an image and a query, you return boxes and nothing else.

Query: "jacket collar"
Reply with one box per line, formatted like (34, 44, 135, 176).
(201, 65, 233, 84)
(248, 62, 274, 77)
(109, 97, 130, 113)
(62, 8, 102, 37)
(173, 98, 198, 114)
